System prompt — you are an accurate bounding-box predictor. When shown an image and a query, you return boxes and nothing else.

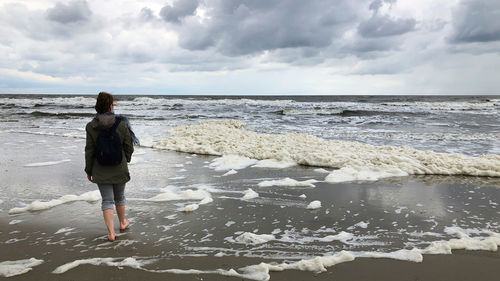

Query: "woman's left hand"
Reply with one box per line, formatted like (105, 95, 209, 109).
(87, 174, 93, 182)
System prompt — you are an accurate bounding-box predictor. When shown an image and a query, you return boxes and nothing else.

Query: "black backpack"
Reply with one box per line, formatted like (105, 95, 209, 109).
(96, 118, 123, 166)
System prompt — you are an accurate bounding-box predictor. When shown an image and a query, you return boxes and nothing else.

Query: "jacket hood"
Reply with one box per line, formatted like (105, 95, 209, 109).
(90, 113, 116, 130)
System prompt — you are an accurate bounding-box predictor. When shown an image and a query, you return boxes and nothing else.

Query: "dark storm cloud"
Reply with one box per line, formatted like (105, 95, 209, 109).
(358, 16, 416, 37)
(358, 0, 416, 38)
(46, 0, 92, 24)
(450, 0, 500, 43)
(160, 0, 199, 23)
(175, 0, 358, 56)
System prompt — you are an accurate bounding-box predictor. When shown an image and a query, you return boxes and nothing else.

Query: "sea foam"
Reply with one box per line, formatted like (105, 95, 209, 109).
(209, 155, 258, 171)
(258, 178, 318, 188)
(0, 258, 44, 277)
(48, 227, 500, 280)
(148, 187, 213, 211)
(24, 159, 71, 167)
(148, 188, 210, 202)
(154, 120, 500, 182)
(242, 189, 259, 200)
(8, 191, 100, 214)
(222, 169, 238, 176)
(52, 257, 150, 274)
(183, 204, 199, 212)
(307, 200, 322, 210)
(234, 232, 275, 245)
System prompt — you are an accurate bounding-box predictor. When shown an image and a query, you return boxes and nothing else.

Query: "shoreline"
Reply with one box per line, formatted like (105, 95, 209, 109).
(2, 213, 500, 281)
(1, 132, 499, 280)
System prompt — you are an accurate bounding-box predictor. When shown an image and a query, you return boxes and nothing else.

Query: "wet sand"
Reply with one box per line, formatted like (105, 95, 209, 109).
(2, 212, 500, 281)
(1, 132, 500, 280)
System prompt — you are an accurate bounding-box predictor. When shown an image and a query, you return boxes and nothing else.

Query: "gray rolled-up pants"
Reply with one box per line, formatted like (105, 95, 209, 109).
(97, 183, 126, 211)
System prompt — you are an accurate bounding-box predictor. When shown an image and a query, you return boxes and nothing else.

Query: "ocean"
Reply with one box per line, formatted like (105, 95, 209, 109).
(1, 94, 499, 156)
(0, 94, 499, 280)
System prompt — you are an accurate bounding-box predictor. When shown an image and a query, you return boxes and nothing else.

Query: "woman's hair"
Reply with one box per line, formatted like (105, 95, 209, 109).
(95, 92, 115, 114)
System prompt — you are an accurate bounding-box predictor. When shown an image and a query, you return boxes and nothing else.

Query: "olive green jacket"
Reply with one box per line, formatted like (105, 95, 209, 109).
(85, 114, 134, 184)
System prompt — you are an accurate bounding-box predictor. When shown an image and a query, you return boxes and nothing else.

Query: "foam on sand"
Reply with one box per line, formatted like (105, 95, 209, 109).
(154, 120, 500, 182)
(318, 231, 354, 244)
(52, 257, 151, 274)
(148, 188, 210, 202)
(356, 249, 423, 262)
(8, 191, 101, 214)
(325, 166, 408, 183)
(149, 187, 213, 211)
(222, 169, 238, 176)
(51, 256, 242, 279)
(307, 200, 322, 210)
(234, 250, 355, 280)
(24, 159, 71, 167)
(48, 227, 500, 280)
(258, 178, 318, 188)
(199, 197, 214, 205)
(234, 232, 275, 245)
(235, 227, 500, 280)
(421, 226, 500, 254)
(183, 204, 199, 212)
(0, 258, 44, 277)
(348, 221, 369, 229)
(242, 189, 259, 200)
(54, 227, 77, 235)
(209, 155, 258, 171)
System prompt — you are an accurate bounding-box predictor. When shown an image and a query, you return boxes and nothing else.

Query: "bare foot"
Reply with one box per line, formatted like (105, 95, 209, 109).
(108, 233, 116, 242)
(119, 219, 130, 231)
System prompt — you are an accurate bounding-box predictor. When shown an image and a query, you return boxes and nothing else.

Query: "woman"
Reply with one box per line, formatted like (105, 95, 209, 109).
(85, 92, 136, 241)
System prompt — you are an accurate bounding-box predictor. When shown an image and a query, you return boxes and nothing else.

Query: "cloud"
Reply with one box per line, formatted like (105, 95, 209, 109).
(340, 37, 400, 58)
(175, 0, 359, 56)
(46, 0, 92, 24)
(0, 0, 499, 95)
(358, 15, 416, 37)
(449, 0, 500, 43)
(1, 1, 100, 41)
(358, 0, 416, 38)
(368, 0, 396, 12)
(160, 0, 199, 23)
(139, 7, 156, 22)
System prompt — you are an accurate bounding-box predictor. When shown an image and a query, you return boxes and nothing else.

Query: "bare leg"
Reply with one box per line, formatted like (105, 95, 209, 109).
(103, 209, 116, 241)
(116, 205, 130, 230)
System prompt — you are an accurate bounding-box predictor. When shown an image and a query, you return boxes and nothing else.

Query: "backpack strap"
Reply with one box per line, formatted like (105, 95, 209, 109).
(110, 118, 121, 131)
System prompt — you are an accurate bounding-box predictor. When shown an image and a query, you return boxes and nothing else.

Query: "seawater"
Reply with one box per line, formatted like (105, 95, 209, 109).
(0, 94, 499, 156)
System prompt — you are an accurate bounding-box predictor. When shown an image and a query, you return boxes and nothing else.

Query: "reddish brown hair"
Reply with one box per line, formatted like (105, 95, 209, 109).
(94, 92, 115, 114)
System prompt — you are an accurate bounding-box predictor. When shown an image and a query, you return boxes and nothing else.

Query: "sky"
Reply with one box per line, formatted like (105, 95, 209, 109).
(0, 0, 499, 95)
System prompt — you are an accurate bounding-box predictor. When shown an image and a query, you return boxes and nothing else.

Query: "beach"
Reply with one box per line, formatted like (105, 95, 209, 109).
(1, 130, 500, 280)
(1, 95, 499, 280)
